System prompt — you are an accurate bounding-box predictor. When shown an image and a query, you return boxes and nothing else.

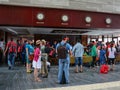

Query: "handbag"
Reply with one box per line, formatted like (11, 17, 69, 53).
(29, 54, 34, 61)
(100, 64, 109, 74)
(96, 57, 99, 61)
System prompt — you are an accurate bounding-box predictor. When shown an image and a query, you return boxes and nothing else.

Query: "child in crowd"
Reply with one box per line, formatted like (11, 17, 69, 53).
(99, 45, 106, 65)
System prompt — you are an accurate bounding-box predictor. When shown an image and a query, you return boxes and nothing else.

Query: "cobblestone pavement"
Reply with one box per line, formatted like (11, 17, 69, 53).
(0, 63, 120, 90)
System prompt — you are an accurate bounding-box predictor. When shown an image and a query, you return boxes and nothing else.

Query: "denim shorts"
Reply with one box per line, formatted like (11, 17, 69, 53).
(75, 57, 83, 66)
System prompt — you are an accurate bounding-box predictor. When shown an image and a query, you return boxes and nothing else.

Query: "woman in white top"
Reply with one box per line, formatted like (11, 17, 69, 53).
(108, 43, 116, 71)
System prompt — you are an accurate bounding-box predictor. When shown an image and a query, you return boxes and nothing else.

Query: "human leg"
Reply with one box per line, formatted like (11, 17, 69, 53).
(58, 59, 64, 83)
(64, 57, 70, 83)
(44, 54, 48, 77)
(43, 60, 48, 77)
(75, 57, 79, 73)
(34, 68, 42, 82)
(108, 58, 111, 71)
(22, 53, 26, 65)
(79, 57, 83, 72)
(8, 53, 12, 69)
(41, 61, 44, 75)
(91, 56, 96, 68)
(26, 55, 31, 73)
(11, 53, 16, 68)
(111, 58, 115, 71)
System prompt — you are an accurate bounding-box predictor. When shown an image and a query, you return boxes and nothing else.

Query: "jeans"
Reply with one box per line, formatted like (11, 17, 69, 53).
(100, 57, 106, 65)
(8, 53, 16, 68)
(22, 52, 26, 64)
(58, 54, 70, 83)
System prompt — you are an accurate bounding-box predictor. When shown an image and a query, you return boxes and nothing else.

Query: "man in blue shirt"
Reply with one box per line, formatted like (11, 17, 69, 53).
(72, 39, 84, 73)
(56, 36, 72, 84)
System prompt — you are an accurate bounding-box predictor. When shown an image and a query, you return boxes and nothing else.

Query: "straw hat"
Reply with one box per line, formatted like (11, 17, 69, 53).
(41, 39, 46, 43)
(36, 40, 41, 45)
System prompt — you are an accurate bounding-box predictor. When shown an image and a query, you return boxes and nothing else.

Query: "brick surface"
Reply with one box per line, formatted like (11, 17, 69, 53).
(0, 63, 120, 90)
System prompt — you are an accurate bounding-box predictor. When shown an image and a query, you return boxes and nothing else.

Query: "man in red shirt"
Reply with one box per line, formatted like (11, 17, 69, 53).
(4, 38, 17, 70)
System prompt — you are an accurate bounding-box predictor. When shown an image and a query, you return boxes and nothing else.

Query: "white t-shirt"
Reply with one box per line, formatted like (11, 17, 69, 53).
(108, 47, 116, 58)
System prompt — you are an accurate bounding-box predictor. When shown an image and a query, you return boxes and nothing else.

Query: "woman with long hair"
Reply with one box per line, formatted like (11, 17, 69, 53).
(99, 45, 107, 65)
(108, 43, 116, 71)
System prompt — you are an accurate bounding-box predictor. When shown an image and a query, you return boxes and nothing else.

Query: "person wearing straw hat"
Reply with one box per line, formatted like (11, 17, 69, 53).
(33, 40, 42, 82)
(41, 39, 48, 78)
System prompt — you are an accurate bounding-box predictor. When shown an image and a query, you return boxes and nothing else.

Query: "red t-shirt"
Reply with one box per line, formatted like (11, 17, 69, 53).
(7, 41, 17, 53)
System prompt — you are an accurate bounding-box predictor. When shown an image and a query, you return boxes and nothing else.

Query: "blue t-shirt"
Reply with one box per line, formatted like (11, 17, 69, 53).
(56, 41, 71, 53)
(26, 44, 34, 54)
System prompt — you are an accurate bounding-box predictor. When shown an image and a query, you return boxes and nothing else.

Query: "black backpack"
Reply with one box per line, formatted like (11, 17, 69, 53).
(57, 43, 67, 59)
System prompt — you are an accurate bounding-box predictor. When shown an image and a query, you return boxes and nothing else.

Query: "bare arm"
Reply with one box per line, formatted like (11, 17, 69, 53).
(4, 46, 8, 55)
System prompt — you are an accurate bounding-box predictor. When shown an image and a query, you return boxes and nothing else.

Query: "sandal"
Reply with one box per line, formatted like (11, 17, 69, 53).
(75, 71, 79, 73)
(27, 70, 32, 73)
(80, 71, 83, 73)
(35, 78, 42, 82)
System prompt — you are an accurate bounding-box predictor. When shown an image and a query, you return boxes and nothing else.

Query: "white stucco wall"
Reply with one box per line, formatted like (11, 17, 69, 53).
(0, 0, 120, 14)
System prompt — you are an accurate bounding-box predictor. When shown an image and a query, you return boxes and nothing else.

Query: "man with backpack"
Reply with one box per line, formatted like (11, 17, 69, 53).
(16, 39, 22, 63)
(4, 38, 17, 70)
(21, 40, 27, 66)
(56, 36, 72, 84)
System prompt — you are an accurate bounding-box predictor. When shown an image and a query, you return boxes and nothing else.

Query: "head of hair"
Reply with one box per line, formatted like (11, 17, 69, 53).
(24, 40, 27, 43)
(96, 39, 98, 42)
(62, 35, 69, 41)
(110, 43, 114, 51)
(28, 40, 32, 44)
(41, 39, 46, 45)
(11, 38, 13, 41)
(110, 43, 114, 47)
(77, 39, 81, 42)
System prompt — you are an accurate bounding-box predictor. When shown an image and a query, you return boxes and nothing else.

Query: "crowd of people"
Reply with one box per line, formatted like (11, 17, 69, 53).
(86, 40, 118, 71)
(56, 36, 119, 84)
(0, 36, 120, 84)
(0, 38, 53, 82)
